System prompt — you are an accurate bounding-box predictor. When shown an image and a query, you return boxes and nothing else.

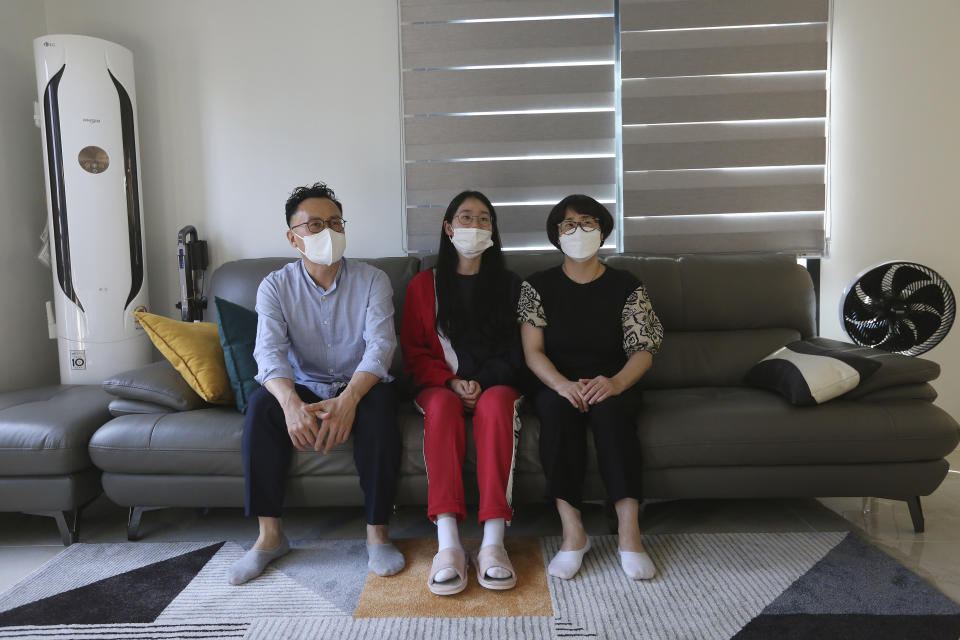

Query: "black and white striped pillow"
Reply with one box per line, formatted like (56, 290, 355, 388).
(745, 341, 882, 405)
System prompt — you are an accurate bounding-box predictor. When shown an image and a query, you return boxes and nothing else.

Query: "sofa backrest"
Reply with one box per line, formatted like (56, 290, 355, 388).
(208, 252, 815, 390)
(422, 251, 814, 388)
(605, 253, 816, 388)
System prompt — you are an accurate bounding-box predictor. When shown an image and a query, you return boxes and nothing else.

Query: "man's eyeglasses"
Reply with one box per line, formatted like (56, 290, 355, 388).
(558, 219, 600, 235)
(290, 217, 347, 234)
(454, 213, 492, 228)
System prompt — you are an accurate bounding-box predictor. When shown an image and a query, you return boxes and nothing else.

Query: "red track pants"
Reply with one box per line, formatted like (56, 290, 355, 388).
(416, 385, 522, 524)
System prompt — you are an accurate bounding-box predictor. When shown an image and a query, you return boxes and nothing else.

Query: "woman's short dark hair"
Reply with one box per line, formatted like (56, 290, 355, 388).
(284, 182, 343, 226)
(545, 194, 614, 248)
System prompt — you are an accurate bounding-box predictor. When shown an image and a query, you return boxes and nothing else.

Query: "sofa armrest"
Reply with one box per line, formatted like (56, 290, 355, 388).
(804, 337, 941, 399)
(102, 361, 206, 411)
(849, 383, 938, 403)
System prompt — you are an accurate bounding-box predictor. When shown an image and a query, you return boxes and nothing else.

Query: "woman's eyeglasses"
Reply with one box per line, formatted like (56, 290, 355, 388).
(454, 213, 492, 228)
(558, 219, 600, 235)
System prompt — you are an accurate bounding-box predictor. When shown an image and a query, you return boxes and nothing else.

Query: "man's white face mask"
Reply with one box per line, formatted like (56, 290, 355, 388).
(558, 228, 602, 262)
(294, 228, 346, 266)
(450, 227, 493, 258)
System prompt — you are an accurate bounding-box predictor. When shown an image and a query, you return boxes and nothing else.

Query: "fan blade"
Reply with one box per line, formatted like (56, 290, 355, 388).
(900, 278, 935, 299)
(852, 281, 875, 307)
(908, 302, 944, 316)
(848, 321, 892, 346)
(843, 316, 886, 330)
(901, 318, 920, 342)
(858, 267, 887, 300)
(844, 290, 878, 324)
(907, 310, 944, 343)
(905, 283, 945, 312)
(866, 325, 895, 349)
(876, 324, 915, 353)
(891, 264, 932, 296)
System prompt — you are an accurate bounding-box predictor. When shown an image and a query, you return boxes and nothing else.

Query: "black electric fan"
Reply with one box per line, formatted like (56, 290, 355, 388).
(842, 261, 955, 356)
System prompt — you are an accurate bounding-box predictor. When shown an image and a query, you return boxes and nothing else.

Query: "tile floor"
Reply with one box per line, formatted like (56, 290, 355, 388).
(1, 449, 958, 601)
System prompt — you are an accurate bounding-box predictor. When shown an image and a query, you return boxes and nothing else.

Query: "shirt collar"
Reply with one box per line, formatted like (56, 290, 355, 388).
(298, 257, 346, 295)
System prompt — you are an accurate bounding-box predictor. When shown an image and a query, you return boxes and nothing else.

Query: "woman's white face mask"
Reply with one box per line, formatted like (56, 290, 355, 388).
(449, 227, 493, 258)
(559, 228, 602, 262)
(294, 228, 346, 266)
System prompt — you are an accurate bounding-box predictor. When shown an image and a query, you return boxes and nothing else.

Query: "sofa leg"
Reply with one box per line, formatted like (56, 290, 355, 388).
(128, 507, 144, 541)
(53, 510, 79, 546)
(24, 509, 79, 546)
(127, 506, 172, 540)
(906, 496, 924, 533)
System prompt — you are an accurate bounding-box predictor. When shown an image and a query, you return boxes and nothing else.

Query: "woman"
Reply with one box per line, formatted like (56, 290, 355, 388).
(401, 190, 525, 596)
(518, 194, 663, 581)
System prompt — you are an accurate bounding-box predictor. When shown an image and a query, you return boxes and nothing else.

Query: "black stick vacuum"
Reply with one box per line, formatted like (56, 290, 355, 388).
(176, 225, 208, 321)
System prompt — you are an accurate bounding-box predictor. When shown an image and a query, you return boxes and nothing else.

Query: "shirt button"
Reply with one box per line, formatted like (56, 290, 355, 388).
(323, 320, 328, 325)
(328, 368, 333, 373)
(327, 343, 332, 347)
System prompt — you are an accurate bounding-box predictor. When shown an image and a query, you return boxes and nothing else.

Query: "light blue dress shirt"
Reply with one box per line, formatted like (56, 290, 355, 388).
(253, 258, 396, 400)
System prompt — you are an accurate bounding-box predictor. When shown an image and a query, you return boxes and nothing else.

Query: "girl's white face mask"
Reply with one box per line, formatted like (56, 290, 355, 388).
(294, 228, 346, 266)
(558, 228, 602, 262)
(449, 227, 493, 258)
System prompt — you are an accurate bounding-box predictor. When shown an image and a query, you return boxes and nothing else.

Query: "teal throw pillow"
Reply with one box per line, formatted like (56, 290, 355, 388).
(214, 297, 261, 413)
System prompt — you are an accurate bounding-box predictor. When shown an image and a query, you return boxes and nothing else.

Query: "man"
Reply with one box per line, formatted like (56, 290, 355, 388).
(228, 181, 404, 585)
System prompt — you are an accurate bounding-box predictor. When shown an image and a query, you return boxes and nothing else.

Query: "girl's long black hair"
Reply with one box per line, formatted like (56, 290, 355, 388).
(435, 191, 516, 340)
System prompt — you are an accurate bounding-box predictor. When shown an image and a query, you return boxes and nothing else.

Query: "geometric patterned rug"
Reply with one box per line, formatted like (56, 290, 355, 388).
(1, 532, 958, 639)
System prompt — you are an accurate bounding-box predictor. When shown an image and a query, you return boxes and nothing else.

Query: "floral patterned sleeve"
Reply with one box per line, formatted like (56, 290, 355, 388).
(622, 284, 663, 356)
(518, 280, 547, 328)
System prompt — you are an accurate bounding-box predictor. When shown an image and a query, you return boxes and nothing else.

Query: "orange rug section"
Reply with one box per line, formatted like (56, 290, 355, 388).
(353, 537, 553, 618)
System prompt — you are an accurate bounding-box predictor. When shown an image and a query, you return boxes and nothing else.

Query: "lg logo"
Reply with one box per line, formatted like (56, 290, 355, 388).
(70, 350, 86, 370)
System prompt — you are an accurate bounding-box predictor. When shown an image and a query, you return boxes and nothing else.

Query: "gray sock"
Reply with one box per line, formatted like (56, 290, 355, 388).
(367, 542, 405, 577)
(227, 536, 290, 585)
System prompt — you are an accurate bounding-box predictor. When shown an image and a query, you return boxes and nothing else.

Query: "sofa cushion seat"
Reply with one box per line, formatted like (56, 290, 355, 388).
(638, 387, 960, 470)
(92, 404, 429, 477)
(0, 385, 112, 476)
(90, 400, 542, 478)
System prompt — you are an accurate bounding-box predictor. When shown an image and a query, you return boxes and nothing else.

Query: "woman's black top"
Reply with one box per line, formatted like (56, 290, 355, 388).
(518, 265, 663, 381)
(449, 271, 525, 390)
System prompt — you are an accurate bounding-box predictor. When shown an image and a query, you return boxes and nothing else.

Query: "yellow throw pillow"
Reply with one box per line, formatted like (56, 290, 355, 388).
(133, 311, 235, 405)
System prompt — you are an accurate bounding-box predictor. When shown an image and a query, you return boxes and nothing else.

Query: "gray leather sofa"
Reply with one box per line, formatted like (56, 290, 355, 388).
(0, 385, 113, 543)
(88, 253, 960, 539)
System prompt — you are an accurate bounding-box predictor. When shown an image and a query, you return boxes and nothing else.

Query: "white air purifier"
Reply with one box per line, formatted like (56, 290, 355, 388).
(34, 34, 151, 384)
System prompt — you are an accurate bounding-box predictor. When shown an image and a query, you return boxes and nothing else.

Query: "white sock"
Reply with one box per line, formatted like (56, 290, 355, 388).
(480, 518, 510, 579)
(435, 515, 462, 583)
(548, 537, 590, 580)
(619, 550, 656, 580)
(481, 518, 505, 548)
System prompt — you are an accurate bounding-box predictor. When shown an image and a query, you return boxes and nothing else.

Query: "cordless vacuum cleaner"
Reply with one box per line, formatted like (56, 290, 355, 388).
(176, 225, 208, 322)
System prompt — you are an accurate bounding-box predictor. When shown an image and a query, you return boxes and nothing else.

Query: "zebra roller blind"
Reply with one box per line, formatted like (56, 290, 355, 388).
(400, 0, 618, 252)
(619, 0, 830, 255)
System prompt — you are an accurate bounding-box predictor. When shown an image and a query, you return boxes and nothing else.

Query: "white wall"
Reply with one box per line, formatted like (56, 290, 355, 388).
(41, 0, 404, 321)
(823, 0, 960, 419)
(0, 0, 59, 392)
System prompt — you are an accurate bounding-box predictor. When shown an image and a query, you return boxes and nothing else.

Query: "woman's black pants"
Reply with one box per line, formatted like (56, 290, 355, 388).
(534, 387, 643, 510)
